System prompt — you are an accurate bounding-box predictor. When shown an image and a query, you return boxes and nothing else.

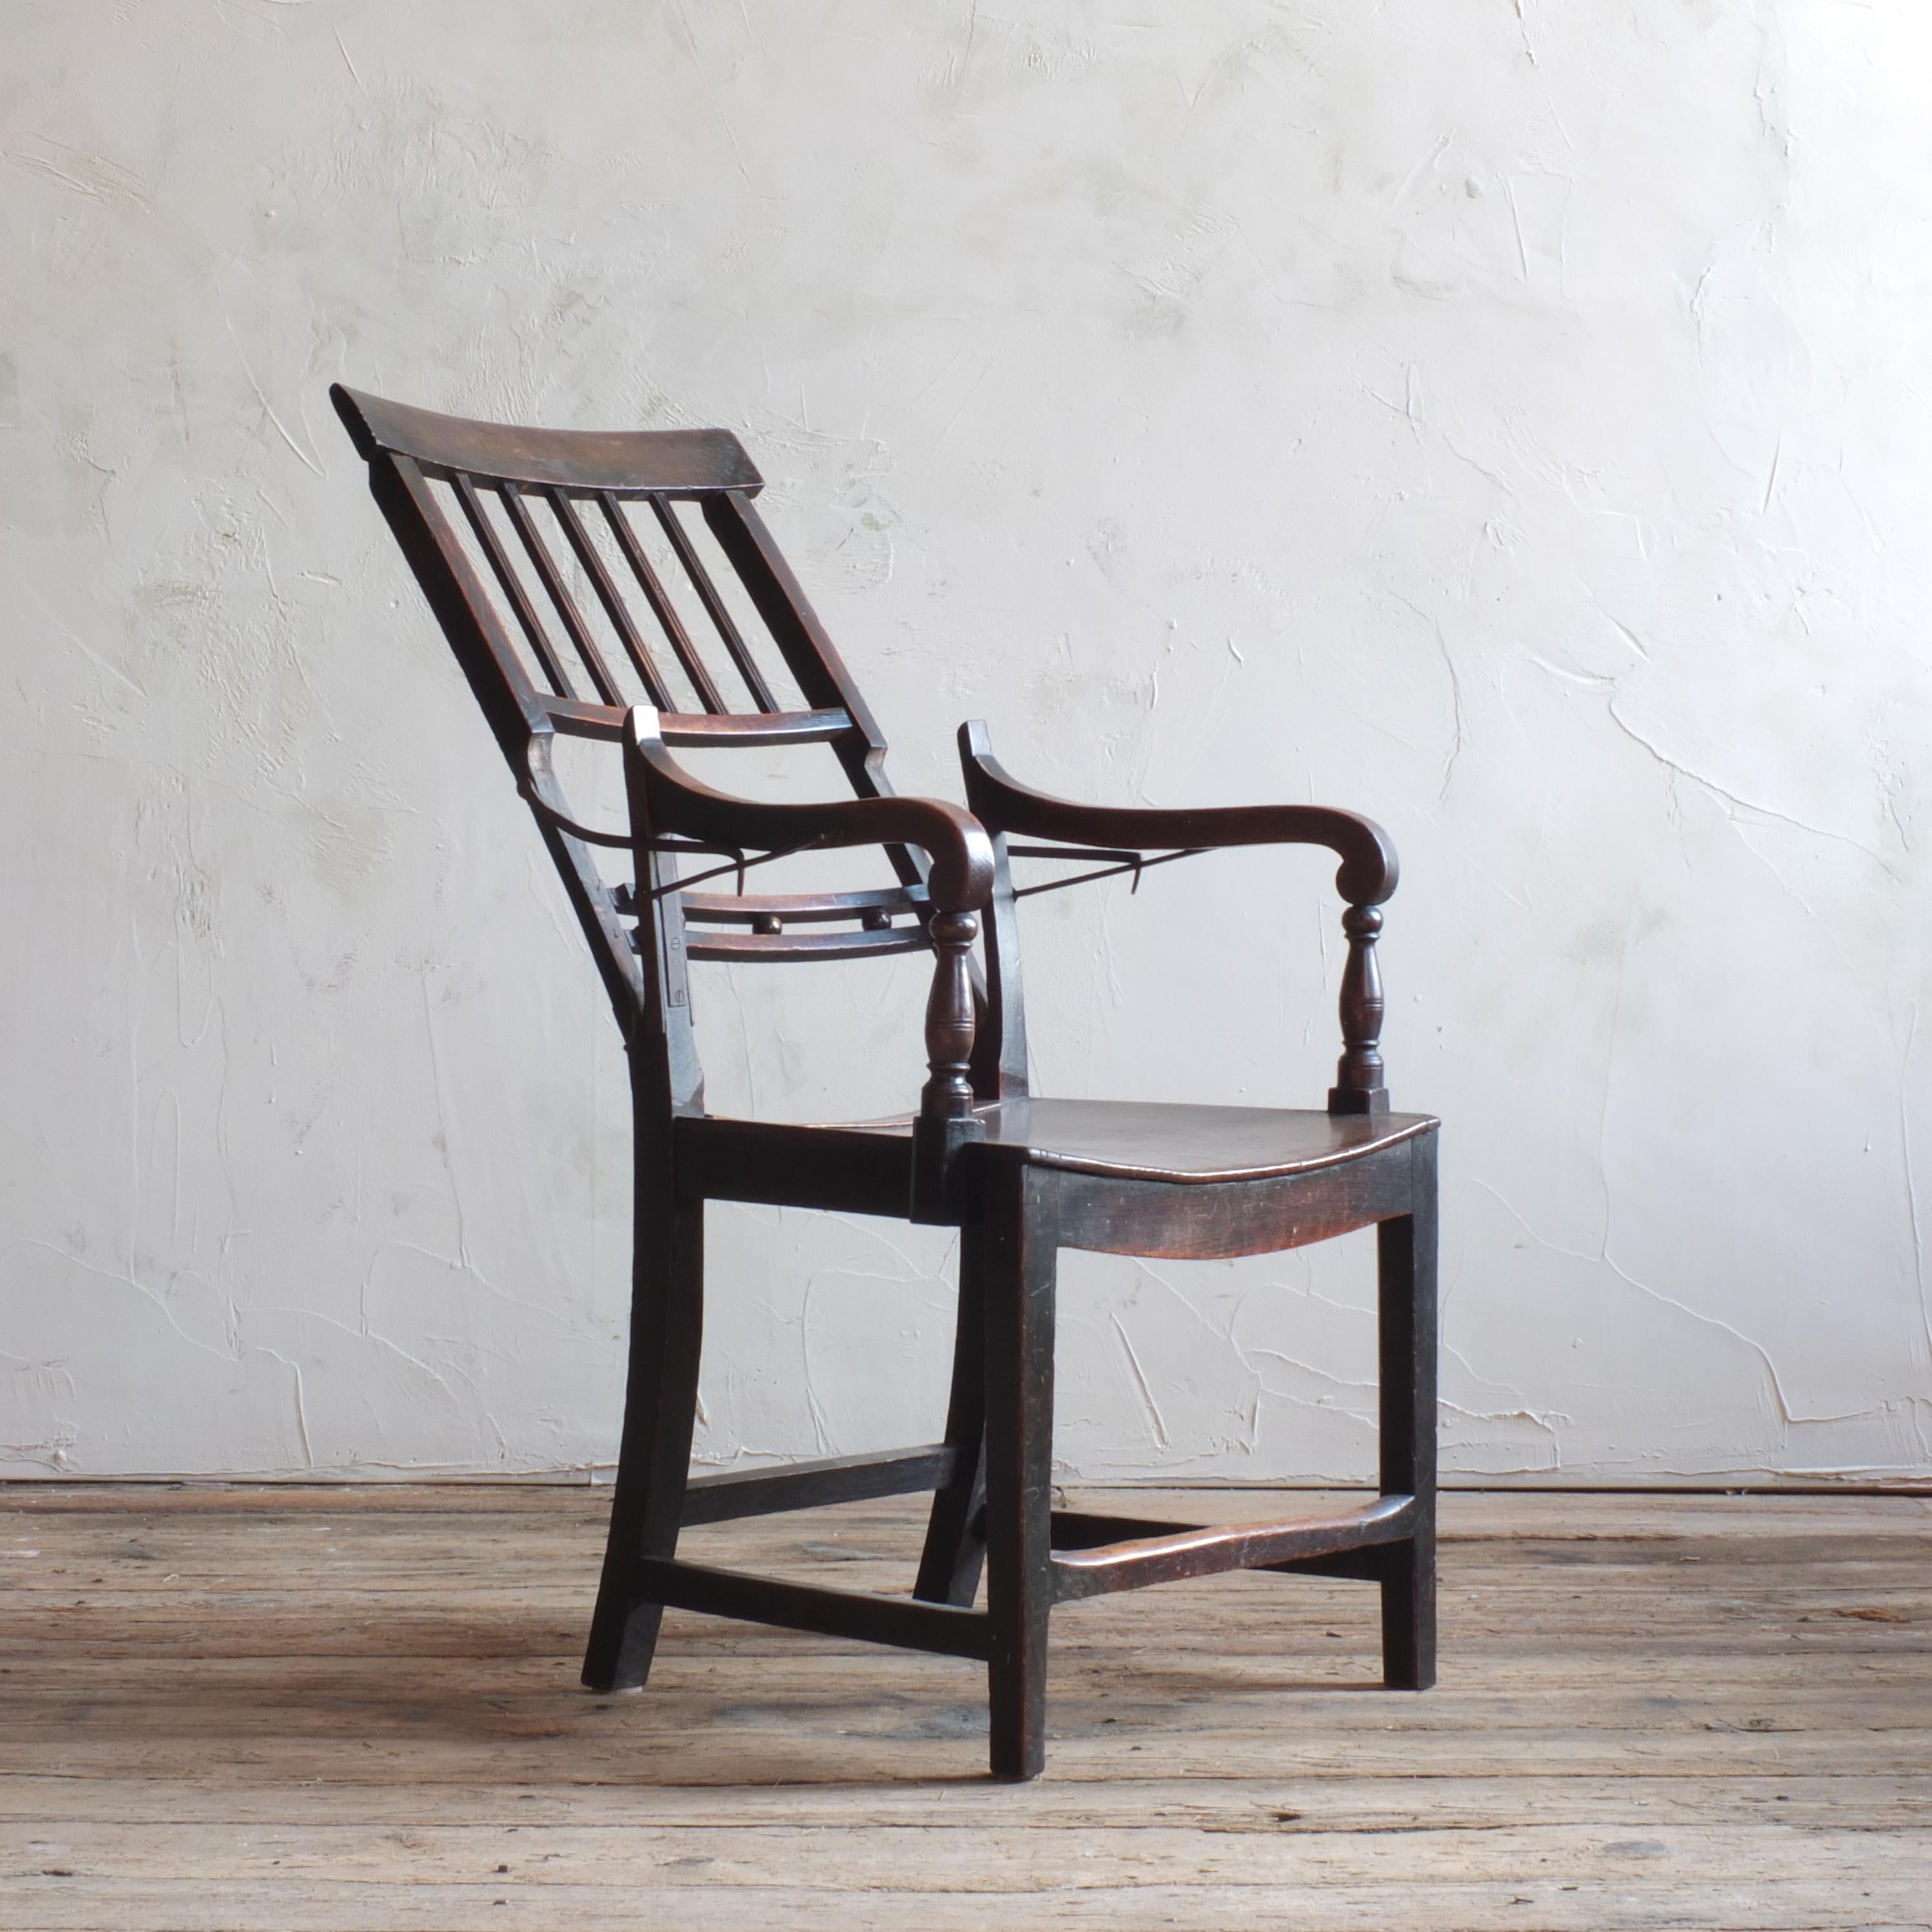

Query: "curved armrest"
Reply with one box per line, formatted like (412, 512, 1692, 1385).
(960, 719, 1400, 1116)
(629, 709, 993, 910)
(625, 709, 992, 1191)
(958, 719, 1397, 906)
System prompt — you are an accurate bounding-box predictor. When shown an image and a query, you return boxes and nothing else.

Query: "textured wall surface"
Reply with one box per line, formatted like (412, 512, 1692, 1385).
(4, 1, 1929, 1483)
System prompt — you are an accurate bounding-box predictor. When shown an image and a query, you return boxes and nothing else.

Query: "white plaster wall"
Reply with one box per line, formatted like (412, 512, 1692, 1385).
(4, 1, 1930, 1483)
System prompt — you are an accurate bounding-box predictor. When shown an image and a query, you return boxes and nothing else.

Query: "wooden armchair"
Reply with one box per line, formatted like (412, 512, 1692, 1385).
(333, 385, 1439, 1780)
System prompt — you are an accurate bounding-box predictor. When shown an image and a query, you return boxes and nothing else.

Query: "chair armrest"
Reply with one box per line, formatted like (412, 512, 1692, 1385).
(957, 719, 1397, 906)
(630, 709, 993, 911)
(959, 719, 1401, 1116)
(624, 709, 993, 1185)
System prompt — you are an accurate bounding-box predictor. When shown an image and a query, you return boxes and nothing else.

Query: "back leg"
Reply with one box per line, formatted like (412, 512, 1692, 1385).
(582, 1192, 704, 1692)
(916, 1225, 988, 1606)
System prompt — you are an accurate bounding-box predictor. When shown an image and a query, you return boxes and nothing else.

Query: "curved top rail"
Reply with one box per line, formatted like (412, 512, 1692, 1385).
(330, 385, 764, 497)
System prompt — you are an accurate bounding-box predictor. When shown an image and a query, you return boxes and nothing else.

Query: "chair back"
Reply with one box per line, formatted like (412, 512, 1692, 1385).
(333, 387, 949, 1115)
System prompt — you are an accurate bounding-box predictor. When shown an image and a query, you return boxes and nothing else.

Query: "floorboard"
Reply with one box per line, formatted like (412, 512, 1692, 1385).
(2, 1485, 1927, 1930)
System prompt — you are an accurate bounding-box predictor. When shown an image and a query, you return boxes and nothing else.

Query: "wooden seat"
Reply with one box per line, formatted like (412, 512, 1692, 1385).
(682, 1102, 1431, 1240)
(334, 384, 1439, 1781)
(967, 1098, 1430, 1182)
(708, 1099, 1426, 1177)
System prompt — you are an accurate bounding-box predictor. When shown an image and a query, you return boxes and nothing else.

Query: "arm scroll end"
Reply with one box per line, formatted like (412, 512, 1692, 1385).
(1331, 817, 1400, 908)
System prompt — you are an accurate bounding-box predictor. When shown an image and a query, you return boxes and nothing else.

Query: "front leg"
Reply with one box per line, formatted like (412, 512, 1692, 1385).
(1377, 1131, 1438, 1689)
(982, 1162, 1059, 1780)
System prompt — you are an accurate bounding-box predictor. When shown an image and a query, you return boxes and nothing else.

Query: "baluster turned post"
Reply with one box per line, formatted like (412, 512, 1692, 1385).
(912, 910, 983, 1220)
(921, 910, 980, 1122)
(1327, 901, 1390, 1116)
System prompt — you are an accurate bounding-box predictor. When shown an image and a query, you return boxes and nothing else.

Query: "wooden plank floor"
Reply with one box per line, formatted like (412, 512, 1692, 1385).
(1, 1485, 1928, 1930)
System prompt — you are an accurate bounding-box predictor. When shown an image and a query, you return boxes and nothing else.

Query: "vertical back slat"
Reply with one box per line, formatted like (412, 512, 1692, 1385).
(452, 473, 578, 698)
(596, 493, 728, 714)
(378, 453, 549, 763)
(701, 488, 918, 887)
(367, 447, 648, 1036)
(544, 488, 678, 710)
(702, 492, 891, 755)
(649, 497, 780, 712)
(497, 482, 626, 706)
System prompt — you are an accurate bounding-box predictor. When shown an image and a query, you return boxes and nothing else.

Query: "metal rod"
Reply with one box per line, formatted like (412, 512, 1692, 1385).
(1011, 847, 1208, 900)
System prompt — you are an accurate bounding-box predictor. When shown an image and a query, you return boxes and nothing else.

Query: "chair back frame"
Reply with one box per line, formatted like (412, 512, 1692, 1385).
(332, 385, 979, 1151)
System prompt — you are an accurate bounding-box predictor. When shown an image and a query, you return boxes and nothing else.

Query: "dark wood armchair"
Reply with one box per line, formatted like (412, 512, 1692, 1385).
(333, 385, 1439, 1781)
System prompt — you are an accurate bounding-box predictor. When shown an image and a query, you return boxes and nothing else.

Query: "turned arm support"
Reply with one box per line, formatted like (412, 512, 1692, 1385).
(622, 709, 994, 1138)
(958, 719, 1399, 1116)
